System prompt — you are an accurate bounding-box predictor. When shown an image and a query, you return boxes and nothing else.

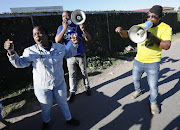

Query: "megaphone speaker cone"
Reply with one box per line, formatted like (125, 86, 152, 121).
(128, 25, 147, 43)
(71, 9, 86, 25)
(128, 21, 153, 43)
(76, 15, 83, 22)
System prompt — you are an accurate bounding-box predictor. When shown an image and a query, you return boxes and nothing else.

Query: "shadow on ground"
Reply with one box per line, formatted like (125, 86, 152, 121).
(1, 57, 180, 130)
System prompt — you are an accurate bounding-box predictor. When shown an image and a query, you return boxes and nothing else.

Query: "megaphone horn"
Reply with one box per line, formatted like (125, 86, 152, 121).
(128, 21, 153, 43)
(71, 9, 86, 25)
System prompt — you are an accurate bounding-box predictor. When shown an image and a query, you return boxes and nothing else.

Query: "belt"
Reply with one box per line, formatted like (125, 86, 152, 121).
(74, 54, 84, 57)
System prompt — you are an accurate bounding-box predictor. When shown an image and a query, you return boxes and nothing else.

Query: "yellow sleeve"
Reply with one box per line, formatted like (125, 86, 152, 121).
(160, 26, 172, 41)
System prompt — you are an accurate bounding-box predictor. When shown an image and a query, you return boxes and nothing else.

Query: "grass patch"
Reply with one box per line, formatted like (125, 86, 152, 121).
(87, 48, 137, 72)
(0, 84, 34, 118)
(87, 56, 115, 71)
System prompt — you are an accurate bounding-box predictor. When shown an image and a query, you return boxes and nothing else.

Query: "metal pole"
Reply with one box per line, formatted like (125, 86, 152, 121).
(30, 14, 34, 27)
(106, 13, 111, 50)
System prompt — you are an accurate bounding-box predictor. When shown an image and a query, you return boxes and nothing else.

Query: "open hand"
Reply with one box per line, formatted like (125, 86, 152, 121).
(71, 34, 79, 44)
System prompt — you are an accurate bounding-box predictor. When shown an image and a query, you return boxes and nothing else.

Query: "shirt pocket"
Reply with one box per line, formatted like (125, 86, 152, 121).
(53, 51, 64, 64)
(32, 54, 46, 72)
(33, 55, 46, 64)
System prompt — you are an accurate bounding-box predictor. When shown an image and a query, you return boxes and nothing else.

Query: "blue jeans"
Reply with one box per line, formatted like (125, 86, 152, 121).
(133, 59, 160, 104)
(34, 80, 72, 123)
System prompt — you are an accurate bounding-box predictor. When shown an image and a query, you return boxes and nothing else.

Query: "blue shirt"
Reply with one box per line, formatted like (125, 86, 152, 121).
(56, 24, 85, 56)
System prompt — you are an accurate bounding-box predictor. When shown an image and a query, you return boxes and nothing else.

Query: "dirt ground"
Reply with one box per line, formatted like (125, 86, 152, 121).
(0, 58, 130, 129)
(1, 38, 180, 129)
(1, 37, 180, 129)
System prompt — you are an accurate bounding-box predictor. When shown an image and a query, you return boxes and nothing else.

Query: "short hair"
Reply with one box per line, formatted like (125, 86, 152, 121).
(63, 10, 71, 17)
(33, 26, 48, 35)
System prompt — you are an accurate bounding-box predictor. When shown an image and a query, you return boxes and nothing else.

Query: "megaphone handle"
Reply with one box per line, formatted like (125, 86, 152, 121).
(76, 26, 78, 32)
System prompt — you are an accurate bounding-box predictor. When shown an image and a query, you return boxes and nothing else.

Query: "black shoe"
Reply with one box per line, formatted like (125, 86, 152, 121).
(86, 86, 91, 96)
(66, 118, 80, 126)
(68, 92, 75, 103)
(42, 122, 50, 130)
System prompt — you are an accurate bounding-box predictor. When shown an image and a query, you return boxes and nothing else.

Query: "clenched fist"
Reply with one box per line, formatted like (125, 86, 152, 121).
(4, 39, 14, 55)
(115, 27, 123, 33)
(79, 24, 85, 32)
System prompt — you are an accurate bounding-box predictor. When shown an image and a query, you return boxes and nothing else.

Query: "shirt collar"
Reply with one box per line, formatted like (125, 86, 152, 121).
(36, 41, 55, 52)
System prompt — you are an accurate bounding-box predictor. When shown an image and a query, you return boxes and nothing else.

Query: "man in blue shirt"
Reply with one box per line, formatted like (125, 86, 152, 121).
(55, 11, 91, 103)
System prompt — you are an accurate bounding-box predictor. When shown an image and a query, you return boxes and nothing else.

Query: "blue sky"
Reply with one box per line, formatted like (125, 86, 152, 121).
(0, 0, 180, 13)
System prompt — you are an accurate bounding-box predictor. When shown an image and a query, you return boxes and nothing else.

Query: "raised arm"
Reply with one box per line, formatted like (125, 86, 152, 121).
(115, 27, 129, 38)
(4, 39, 15, 55)
(55, 21, 68, 43)
(4, 39, 31, 68)
(79, 24, 91, 41)
(147, 32, 171, 50)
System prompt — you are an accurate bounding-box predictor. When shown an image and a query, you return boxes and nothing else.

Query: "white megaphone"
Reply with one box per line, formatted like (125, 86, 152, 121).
(71, 9, 86, 25)
(128, 21, 153, 43)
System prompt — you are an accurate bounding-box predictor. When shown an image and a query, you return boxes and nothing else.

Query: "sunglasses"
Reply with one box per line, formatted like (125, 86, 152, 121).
(147, 15, 159, 19)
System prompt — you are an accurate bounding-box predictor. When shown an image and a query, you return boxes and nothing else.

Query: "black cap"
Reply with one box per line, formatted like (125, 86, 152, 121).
(149, 5, 163, 17)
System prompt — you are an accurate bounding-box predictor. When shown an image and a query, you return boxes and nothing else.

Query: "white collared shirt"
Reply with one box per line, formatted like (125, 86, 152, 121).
(8, 41, 78, 89)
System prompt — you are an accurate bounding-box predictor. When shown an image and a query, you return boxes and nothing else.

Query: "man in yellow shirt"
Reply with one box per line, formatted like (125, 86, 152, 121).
(115, 5, 172, 114)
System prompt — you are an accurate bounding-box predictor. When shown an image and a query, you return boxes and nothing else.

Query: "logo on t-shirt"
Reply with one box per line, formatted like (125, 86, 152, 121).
(63, 28, 77, 40)
(141, 39, 154, 47)
(64, 32, 76, 40)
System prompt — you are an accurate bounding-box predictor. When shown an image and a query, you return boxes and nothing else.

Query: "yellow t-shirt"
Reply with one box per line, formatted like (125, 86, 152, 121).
(135, 22, 172, 63)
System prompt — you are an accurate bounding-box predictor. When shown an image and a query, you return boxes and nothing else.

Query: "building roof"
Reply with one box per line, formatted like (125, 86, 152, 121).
(10, 6, 63, 13)
(133, 7, 175, 12)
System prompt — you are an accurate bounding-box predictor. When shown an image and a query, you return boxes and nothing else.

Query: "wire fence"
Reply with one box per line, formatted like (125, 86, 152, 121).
(0, 11, 179, 95)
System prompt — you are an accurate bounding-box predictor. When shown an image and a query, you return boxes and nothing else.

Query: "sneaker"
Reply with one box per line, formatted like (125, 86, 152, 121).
(66, 118, 80, 126)
(42, 122, 50, 130)
(85, 86, 91, 96)
(131, 91, 143, 99)
(68, 92, 75, 103)
(150, 104, 160, 115)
